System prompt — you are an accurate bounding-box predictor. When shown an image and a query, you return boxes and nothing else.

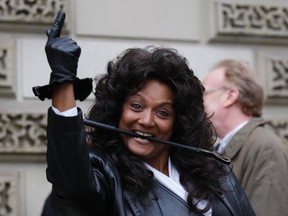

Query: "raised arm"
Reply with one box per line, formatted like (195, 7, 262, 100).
(32, 11, 100, 215)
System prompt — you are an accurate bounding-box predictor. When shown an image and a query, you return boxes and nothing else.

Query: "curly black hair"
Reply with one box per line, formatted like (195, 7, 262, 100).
(87, 46, 228, 213)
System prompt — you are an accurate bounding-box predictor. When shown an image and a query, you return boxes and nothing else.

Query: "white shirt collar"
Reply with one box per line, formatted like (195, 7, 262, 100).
(144, 157, 211, 215)
(144, 157, 187, 201)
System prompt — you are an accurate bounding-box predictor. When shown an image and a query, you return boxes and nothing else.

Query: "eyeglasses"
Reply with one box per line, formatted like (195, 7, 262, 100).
(204, 87, 231, 95)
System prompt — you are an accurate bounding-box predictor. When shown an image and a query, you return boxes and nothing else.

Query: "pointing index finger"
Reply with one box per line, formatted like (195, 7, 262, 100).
(47, 10, 66, 39)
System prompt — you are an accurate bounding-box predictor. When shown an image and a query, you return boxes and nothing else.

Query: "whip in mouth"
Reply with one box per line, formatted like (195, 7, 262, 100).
(84, 119, 231, 165)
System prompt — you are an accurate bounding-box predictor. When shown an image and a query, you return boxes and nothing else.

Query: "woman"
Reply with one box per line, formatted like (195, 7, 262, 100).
(36, 11, 255, 216)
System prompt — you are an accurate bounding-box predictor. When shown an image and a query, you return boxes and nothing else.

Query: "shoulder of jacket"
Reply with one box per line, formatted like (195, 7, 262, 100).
(218, 169, 250, 215)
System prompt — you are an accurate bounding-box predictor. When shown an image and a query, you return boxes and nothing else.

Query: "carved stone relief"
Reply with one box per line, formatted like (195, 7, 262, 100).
(0, 39, 15, 97)
(269, 120, 288, 141)
(208, 0, 288, 44)
(0, 113, 47, 161)
(267, 58, 288, 98)
(0, 0, 67, 32)
(0, 172, 18, 216)
(256, 51, 288, 104)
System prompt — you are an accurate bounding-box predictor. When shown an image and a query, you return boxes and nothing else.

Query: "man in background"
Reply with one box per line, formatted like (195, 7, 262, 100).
(202, 59, 288, 216)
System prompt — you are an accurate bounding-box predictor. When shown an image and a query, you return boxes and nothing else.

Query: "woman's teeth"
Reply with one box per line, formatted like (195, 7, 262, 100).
(134, 131, 154, 137)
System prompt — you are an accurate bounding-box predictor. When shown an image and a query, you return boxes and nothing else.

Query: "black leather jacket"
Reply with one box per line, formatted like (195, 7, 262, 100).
(46, 108, 255, 216)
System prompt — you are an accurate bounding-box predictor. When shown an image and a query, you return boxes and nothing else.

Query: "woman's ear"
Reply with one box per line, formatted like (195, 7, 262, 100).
(223, 87, 239, 107)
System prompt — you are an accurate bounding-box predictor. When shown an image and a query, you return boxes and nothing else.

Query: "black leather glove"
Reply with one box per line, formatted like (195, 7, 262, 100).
(32, 10, 92, 101)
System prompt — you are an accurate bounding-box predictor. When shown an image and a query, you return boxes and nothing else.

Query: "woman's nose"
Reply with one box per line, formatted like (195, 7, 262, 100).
(138, 110, 155, 127)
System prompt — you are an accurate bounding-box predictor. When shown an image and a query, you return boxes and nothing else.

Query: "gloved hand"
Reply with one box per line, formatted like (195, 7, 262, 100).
(32, 10, 92, 101)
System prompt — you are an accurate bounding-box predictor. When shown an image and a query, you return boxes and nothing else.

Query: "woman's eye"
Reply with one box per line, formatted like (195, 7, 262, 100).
(157, 110, 169, 117)
(130, 103, 142, 110)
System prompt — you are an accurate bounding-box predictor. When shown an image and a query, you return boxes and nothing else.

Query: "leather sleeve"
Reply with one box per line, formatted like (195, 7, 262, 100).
(46, 107, 108, 215)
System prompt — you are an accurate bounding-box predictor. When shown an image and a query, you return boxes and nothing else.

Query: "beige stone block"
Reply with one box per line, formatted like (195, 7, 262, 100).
(75, 0, 201, 41)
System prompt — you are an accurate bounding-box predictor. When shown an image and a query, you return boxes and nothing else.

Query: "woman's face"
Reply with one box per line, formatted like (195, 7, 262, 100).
(119, 79, 175, 168)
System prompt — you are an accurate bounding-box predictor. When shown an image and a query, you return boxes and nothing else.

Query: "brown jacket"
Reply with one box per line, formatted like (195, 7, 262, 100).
(224, 118, 288, 216)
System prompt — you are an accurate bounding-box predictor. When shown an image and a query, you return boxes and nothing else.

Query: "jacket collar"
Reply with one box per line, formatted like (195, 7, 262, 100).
(124, 180, 202, 216)
(224, 118, 268, 159)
